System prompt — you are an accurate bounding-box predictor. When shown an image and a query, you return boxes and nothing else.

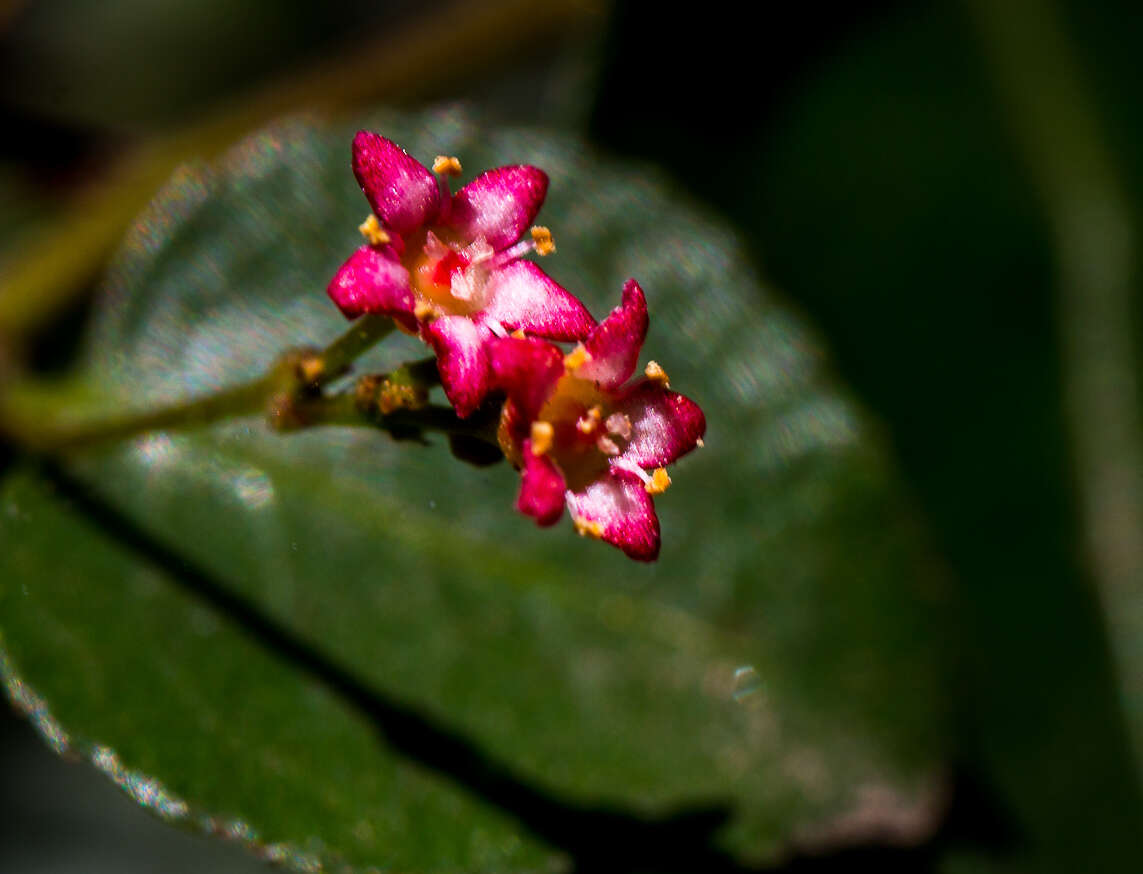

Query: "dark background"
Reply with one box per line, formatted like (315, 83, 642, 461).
(3, 0, 1141, 871)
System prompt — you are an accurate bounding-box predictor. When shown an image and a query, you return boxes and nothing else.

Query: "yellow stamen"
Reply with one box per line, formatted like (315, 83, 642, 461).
(644, 360, 670, 387)
(696, 437, 705, 448)
(413, 300, 438, 322)
(564, 344, 591, 373)
(645, 467, 671, 495)
(432, 155, 463, 176)
(572, 516, 605, 539)
(577, 405, 602, 434)
(510, 328, 527, 339)
(297, 353, 325, 385)
(530, 421, 554, 456)
(530, 225, 556, 256)
(358, 214, 391, 246)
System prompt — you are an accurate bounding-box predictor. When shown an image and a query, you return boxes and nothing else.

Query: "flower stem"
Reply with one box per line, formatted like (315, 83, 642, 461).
(1, 316, 401, 453)
(312, 314, 395, 385)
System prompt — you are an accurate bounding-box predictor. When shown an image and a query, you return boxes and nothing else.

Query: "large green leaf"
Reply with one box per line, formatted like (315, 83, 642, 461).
(1, 109, 951, 872)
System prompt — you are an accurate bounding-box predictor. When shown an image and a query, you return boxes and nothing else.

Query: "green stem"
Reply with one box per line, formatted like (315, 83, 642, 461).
(313, 314, 395, 385)
(2, 375, 274, 452)
(1, 316, 400, 452)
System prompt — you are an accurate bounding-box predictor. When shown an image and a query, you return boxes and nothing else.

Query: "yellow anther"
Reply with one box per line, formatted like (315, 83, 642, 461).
(358, 214, 391, 246)
(432, 155, 463, 176)
(696, 437, 705, 448)
(572, 516, 605, 539)
(510, 328, 527, 339)
(644, 360, 670, 387)
(530, 421, 554, 456)
(577, 405, 602, 434)
(530, 225, 556, 256)
(413, 300, 438, 322)
(564, 344, 591, 373)
(297, 354, 325, 385)
(645, 467, 672, 495)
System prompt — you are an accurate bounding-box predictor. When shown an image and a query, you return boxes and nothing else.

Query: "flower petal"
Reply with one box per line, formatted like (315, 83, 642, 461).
(448, 165, 549, 250)
(423, 315, 493, 418)
(352, 131, 441, 237)
(614, 381, 707, 467)
(566, 468, 660, 561)
(575, 278, 648, 390)
(483, 260, 596, 341)
(517, 441, 567, 526)
(326, 245, 415, 327)
(488, 337, 565, 424)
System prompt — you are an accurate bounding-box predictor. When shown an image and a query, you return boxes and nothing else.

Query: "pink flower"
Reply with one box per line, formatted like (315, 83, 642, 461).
(489, 279, 706, 561)
(327, 131, 595, 416)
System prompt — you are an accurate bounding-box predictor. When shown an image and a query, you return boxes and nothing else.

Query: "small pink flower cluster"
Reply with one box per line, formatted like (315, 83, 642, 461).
(327, 132, 705, 561)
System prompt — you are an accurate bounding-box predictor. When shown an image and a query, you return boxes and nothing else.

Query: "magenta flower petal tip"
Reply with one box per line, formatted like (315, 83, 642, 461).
(449, 165, 550, 251)
(517, 440, 567, 527)
(424, 315, 493, 419)
(567, 470, 661, 562)
(575, 278, 649, 390)
(326, 245, 416, 328)
(483, 260, 596, 341)
(351, 131, 441, 237)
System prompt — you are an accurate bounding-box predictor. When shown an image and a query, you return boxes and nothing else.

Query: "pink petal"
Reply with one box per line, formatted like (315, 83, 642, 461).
(448, 165, 548, 250)
(423, 315, 493, 418)
(614, 381, 707, 468)
(488, 337, 565, 423)
(517, 441, 567, 526)
(483, 260, 596, 341)
(575, 279, 648, 390)
(566, 468, 661, 561)
(326, 245, 415, 327)
(352, 131, 441, 237)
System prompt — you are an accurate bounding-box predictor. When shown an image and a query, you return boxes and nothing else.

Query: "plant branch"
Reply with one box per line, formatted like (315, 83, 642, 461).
(309, 314, 395, 386)
(0, 316, 408, 453)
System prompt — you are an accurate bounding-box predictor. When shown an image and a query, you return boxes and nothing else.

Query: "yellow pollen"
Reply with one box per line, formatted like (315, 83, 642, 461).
(696, 437, 705, 448)
(530, 421, 554, 456)
(530, 225, 556, 256)
(577, 405, 602, 434)
(358, 214, 391, 246)
(413, 300, 439, 322)
(432, 155, 463, 176)
(572, 516, 605, 539)
(644, 360, 670, 387)
(645, 467, 671, 495)
(297, 354, 325, 385)
(510, 328, 527, 339)
(564, 344, 591, 373)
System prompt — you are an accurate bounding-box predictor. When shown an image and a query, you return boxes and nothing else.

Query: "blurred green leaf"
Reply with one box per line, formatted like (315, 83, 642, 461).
(749, 2, 1143, 869)
(1, 109, 951, 871)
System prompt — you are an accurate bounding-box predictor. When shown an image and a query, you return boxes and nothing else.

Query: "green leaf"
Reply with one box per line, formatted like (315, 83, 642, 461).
(1, 109, 951, 872)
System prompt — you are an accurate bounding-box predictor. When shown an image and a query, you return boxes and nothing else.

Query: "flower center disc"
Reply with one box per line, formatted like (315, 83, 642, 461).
(403, 228, 488, 317)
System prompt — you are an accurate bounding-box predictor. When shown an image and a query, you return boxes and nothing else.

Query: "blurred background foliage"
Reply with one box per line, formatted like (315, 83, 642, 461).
(1, 0, 1142, 872)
